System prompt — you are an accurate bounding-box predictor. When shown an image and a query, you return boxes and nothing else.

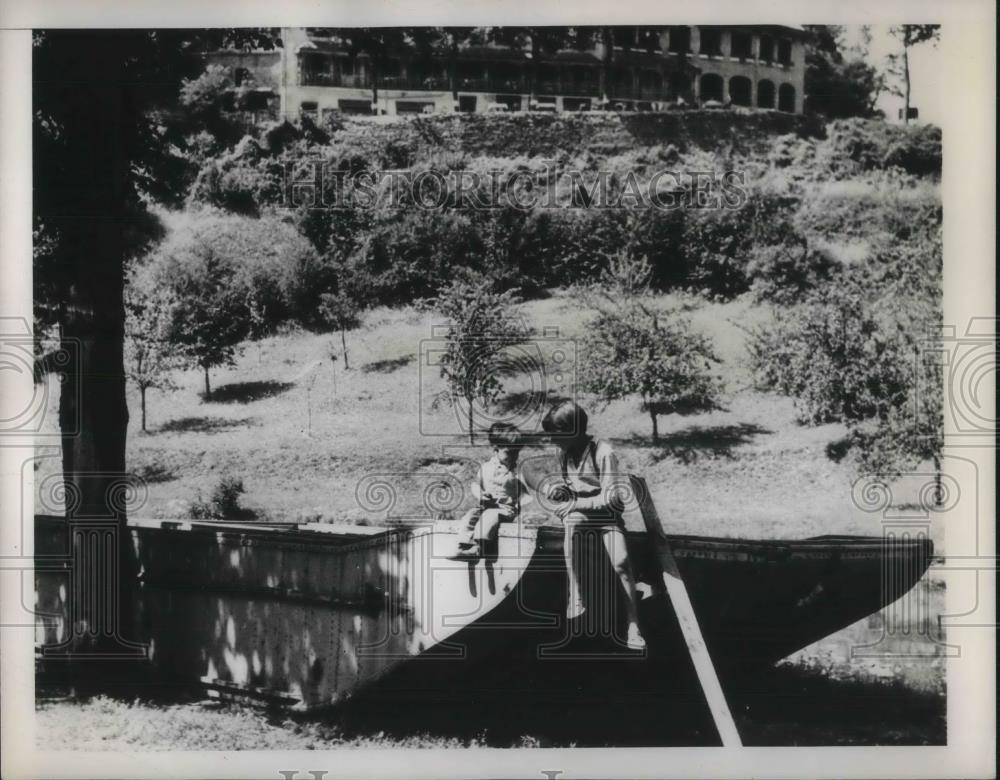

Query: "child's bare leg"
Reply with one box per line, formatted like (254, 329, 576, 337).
(476, 508, 502, 548)
(460, 507, 481, 545)
(601, 527, 643, 641)
(563, 515, 585, 619)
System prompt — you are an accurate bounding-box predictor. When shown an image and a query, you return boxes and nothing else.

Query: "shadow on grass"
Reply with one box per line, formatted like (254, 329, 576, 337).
(130, 463, 175, 484)
(727, 662, 945, 746)
(203, 381, 294, 404)
(614, 422, 773, 464)
(299, 657, 943, 748)
(36, 656, 944, 747)
(493, 390, 570, 418)
(158, 416, 255, 434)
(362, 354, 415, 374)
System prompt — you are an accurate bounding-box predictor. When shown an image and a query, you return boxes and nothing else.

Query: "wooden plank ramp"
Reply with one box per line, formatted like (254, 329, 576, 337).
(631, 476, 743, 748)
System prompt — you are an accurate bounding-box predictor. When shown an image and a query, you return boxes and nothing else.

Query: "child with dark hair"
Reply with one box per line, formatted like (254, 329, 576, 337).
(541, 401, 646, 650)
(449, 422, 529, 561)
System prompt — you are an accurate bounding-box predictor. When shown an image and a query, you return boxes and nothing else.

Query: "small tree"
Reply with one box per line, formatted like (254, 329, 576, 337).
(161, 242, 250, 398)
(426, 273, 527, 444)
(319, 290, 361, 370)
(886, 25, 941, 125)
(578, 251, 722, 441)
(581, 305, 722, 441)
(124, 271, 183, 432)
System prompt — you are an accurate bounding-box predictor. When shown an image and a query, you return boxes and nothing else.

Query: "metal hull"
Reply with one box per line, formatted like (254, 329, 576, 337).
(34, 515, 933, 709)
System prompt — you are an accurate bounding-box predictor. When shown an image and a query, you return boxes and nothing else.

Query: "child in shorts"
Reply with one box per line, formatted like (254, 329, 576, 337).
(449, 423, 528, 561)
(542, 401, 646, 650)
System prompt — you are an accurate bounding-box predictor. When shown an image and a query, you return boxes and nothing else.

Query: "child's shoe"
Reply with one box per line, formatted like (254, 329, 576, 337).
(626, 623, 646, 651)
(447, 541, 480, 561)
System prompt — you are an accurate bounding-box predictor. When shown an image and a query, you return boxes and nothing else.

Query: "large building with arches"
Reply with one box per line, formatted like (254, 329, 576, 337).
(205, 26, 807, 120)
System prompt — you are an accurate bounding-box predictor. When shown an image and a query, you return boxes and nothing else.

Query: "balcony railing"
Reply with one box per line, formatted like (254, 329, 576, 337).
(301, 72, 372, 89)
(298, 72, 670, 101)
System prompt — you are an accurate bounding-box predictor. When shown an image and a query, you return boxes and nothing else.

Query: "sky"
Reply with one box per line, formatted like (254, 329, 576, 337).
(843, 25, 945, 126)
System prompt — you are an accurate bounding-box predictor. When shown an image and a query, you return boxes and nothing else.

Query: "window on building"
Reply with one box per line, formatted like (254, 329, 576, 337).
(757, 79, 776, 108)
(458, 95, 477, 112)
(243, 90, 271, 111)
(493, 94, 522, 112)
(778, 83, 796, 112)
(778, 39, 792, 65)
(337, 99, 373, 115)
(731, 32, 753, 60)
(637, 27, 664, 52)
(700, 27, 723, 56)
(759, 35, 775, 63)
(668, 26, 691, 54)
(300, 101, 319, 121)
(729, 76, 752, 106)
(233, 67, 250, 86)
(396, 100, 434, 115)
(699, 72, 724, 102)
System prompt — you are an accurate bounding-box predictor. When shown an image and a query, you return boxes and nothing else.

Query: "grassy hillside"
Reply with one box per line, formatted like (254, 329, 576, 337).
(37, 289, 942, 551)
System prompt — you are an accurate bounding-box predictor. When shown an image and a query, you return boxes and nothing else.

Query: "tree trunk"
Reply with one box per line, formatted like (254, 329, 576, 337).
(49, 32, 142, 657)
(450, 41, 459, 104)
(649, 406, 659, 442)
(203, 365, 211, 398)
(341, 325, 349, 370)
(140, 386, 147, 433)
(903, 44, 911, 124)
(371, 60, 380, 114)
(467, 399, 475, 445)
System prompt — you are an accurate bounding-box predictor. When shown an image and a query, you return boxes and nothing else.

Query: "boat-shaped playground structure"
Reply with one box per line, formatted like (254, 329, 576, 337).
(35, 477, 933, 744)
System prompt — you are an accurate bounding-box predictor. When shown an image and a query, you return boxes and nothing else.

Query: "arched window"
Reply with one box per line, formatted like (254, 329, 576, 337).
(778, 83, 796, 112)
(729, 76, 752, 107)
(757, 79, 776, 109)
(699, 72, 724, 102)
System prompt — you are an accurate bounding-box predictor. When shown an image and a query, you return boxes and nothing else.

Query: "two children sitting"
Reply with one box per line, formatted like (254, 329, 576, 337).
(446, 403, 645, 650)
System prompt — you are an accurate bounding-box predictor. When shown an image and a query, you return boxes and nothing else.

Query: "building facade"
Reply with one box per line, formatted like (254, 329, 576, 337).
(205, 26, 807, 122)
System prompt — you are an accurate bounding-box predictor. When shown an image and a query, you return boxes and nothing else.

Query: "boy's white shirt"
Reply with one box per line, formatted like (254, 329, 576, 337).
(470, 454, 533, 506)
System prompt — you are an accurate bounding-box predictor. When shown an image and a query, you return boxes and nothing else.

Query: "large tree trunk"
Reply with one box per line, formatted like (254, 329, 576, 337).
(649, 406, 659, 442)
(140, 386, 147, 433)
(48, 32, 142, 658)
(203, 364, 211, 398)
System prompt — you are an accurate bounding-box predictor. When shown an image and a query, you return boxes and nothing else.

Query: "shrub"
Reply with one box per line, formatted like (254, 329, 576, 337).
(817, 118, 941, 178)
(683, 183, 801, 298)
(190, 476, 248, 520)
(746, 242, 841, 304)
(746, 271, 941, 474)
